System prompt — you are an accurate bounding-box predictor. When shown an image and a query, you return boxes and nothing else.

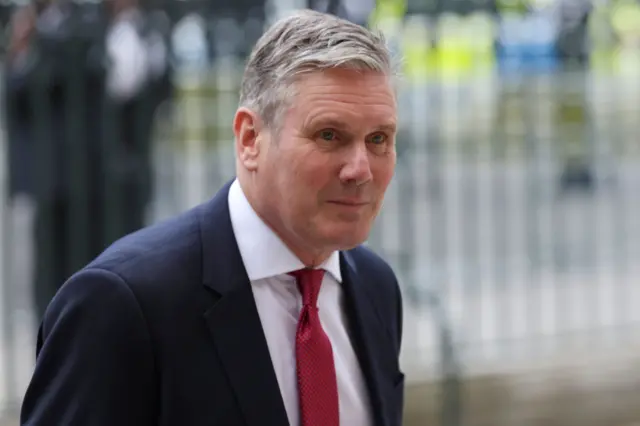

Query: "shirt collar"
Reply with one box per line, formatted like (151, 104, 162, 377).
(227, 179, 342, 283)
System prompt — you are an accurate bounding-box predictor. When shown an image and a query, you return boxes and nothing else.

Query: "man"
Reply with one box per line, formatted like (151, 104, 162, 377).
(21, 9, 404, 426)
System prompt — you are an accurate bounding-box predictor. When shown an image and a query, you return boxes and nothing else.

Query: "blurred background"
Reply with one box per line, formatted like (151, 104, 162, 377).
(0, 0, 639, 424)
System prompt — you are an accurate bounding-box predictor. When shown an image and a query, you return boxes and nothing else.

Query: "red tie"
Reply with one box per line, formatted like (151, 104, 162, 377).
(290, 268, 340, 426)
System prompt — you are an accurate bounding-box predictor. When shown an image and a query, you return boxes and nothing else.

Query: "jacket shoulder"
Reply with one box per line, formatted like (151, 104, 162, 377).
(87, 205, 203, 286)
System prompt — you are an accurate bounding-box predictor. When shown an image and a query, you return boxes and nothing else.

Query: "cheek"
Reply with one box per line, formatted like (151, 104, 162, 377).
(279, 163, 321, 207)
(297, 155, 334, 192)
(372, 157, 396, 190)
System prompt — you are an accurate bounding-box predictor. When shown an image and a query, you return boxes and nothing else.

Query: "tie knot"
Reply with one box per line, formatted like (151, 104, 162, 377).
(289, 268, 325, 307)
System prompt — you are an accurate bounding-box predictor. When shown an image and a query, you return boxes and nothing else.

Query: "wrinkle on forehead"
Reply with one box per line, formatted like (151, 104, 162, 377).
(287, 70, 397, 131)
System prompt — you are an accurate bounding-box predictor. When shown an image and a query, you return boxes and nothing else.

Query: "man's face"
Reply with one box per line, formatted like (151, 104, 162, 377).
(253, 68, 397, 254)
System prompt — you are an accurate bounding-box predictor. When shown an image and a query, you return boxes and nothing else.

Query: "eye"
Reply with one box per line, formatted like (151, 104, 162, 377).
(368, 133, 387, 145)
(318, 129, 337, 142)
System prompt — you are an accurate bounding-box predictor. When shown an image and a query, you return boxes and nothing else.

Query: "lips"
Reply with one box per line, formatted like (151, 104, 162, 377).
(328, 200, 369, 207)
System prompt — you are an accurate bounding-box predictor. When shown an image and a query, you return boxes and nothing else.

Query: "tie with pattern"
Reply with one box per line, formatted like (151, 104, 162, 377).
(290, 268, 340, 426)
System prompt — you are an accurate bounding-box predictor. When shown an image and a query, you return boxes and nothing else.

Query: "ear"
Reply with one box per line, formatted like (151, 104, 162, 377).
(233, 107, 263, 172)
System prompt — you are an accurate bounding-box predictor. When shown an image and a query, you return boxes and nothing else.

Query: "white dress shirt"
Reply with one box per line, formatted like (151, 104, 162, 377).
(228, 179, 373, 426)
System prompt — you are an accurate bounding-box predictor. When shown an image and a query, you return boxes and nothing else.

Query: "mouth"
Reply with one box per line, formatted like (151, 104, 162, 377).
(328, 200, 369, 208)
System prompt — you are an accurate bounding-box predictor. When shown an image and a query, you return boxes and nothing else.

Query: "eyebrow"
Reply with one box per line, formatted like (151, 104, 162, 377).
(375, 123, 397, 134)
(309, 118, 350, 131)
(309, 119, 397, 134)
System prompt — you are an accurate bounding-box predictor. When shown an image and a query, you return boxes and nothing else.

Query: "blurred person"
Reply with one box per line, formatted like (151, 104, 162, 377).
(4, 0, 107, 324)
(4, 0, 171, 325)
(20, 9, 404, 426)
(5, 3, 37, 201)
(102, 0, 172, 238)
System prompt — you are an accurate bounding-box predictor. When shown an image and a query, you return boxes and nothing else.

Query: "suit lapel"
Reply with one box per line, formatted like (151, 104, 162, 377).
(341, 251, 394, 426)
(203, 288, 289, 426)
(199, 181, 289, 426)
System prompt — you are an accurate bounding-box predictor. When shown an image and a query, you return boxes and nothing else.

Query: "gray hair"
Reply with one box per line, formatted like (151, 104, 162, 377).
(238, 9, 396, 128)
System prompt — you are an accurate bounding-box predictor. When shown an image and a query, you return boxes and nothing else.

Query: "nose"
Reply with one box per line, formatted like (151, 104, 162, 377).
(339, 141, 373, 186)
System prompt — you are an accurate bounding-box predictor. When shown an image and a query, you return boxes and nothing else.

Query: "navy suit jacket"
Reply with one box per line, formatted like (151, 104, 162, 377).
(21, 181, 405, 426)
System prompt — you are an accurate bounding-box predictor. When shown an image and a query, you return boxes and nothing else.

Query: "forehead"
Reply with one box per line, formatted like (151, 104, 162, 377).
(286, 69, 397, 129)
